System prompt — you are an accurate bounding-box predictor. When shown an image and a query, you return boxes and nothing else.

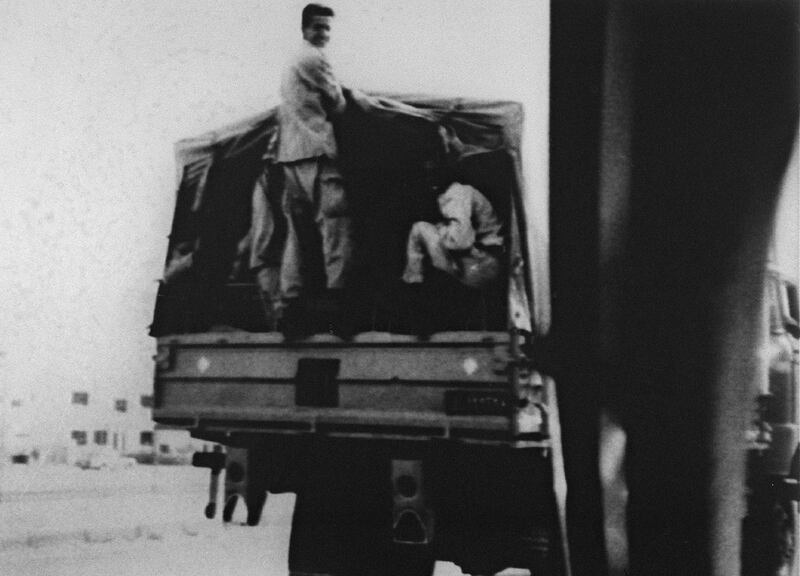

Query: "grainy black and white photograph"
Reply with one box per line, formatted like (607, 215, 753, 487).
(0, 1, 797, 575)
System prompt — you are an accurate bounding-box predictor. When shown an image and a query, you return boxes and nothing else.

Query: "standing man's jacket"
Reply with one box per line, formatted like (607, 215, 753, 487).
(277, 41, 346, 163)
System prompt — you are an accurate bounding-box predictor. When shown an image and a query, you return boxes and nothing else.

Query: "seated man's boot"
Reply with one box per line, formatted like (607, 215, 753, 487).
(328, 289, 357, 341)
(402, 283, 436, 340)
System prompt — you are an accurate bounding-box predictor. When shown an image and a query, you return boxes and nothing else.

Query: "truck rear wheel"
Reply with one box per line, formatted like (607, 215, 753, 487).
(743, 488, 797, 576)
(384, 543, 436, 576)
(768, 502, 796, 576)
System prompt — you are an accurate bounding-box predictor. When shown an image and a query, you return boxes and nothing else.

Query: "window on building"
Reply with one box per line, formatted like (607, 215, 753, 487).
(72, 392, 89, 405)
(140, 395, 154, 408)
(94, 430, 108, 445)
(140, 431, 154, 446)
(159, 444, 170, 455)
(115, 399, 127, 412)
(71, 430, 87, 446)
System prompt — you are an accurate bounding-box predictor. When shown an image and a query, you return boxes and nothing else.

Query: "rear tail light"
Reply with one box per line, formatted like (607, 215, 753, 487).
(153, 344, 176, 372)
(513, 366, 548, 438)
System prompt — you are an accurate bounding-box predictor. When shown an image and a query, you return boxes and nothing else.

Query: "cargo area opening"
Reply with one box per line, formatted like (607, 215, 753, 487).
(150, 92, 532, 339)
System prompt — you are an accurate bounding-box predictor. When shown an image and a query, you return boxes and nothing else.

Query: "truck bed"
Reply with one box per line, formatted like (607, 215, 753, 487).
(153, 330, 550, 447)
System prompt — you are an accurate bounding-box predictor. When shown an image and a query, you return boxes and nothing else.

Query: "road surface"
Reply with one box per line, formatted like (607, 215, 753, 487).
(0, 464, 474, 576)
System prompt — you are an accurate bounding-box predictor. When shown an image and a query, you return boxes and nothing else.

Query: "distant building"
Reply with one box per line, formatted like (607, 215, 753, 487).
(3, 390, 212, 465)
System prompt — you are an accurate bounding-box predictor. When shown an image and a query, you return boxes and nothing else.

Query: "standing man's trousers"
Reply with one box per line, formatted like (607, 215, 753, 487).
(280, 156, 353, 305)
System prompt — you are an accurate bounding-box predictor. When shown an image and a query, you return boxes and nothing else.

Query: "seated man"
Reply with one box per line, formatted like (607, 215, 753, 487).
(402, 179, 504, 290)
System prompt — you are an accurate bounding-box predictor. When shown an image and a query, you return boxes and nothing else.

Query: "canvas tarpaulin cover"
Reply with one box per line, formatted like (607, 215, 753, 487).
(150, 91, 533, 336)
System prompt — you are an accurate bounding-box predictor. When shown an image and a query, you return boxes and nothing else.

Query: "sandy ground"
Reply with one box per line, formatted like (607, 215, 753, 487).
(0, 464, 209, 547)
(0, 511, 292, 576)
(0, 463, 478, 576)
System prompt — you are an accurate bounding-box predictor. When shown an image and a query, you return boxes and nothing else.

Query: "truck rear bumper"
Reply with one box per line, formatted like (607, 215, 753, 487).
(153, 330, 550, 448)
(156, 407, 549, 447)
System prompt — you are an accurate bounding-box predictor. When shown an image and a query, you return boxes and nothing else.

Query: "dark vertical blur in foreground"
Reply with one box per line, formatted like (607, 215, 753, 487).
(550, 1, 798, 575)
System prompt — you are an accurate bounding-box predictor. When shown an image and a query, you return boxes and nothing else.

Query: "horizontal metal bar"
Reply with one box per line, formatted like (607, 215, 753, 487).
(451, 428, 514, 442)
(155, 376, 505, 389)
(154, 416, 197, 427)
(160, 339, 507, 351)
(315, 422, 448, 437)
(199, 418, 312, 432)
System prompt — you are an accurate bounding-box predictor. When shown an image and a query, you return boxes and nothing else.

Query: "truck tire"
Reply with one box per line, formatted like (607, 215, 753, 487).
(384, 543, 436, 576)
(768, 501, 796, 576)
(222, 494, 238, 523)
(742, 486, 797, 576)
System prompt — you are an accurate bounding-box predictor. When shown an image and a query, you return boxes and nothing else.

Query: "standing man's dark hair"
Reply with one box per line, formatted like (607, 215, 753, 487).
(302, 4, 334, 29)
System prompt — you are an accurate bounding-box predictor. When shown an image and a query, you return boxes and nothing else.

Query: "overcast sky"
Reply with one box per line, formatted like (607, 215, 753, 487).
(0, 1, 550, 422)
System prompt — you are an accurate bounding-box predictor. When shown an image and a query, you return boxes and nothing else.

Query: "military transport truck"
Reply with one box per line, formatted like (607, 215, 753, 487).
(150, 92, 567, 576)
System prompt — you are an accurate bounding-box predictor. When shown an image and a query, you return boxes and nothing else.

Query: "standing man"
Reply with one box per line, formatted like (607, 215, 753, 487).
(276, 3, 352, 339)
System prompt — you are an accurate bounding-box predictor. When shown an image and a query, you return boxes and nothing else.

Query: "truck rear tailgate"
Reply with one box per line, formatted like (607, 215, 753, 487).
(153, 331, 536, 444)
